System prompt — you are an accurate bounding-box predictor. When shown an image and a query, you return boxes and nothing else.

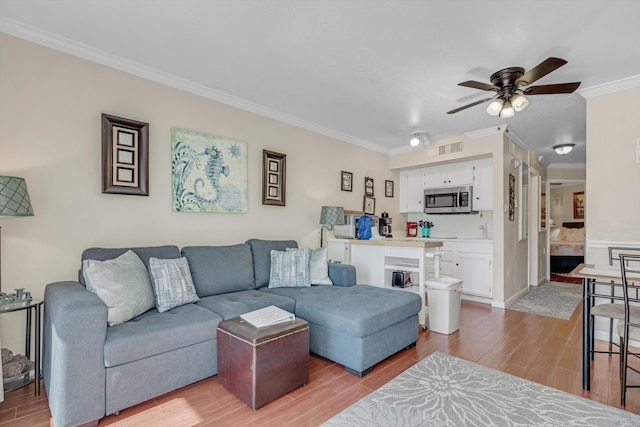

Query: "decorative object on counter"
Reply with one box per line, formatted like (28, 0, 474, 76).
(363, 196, 375, 215)
(385, 180, 394, 197)
(406, 221, 418, 237)
(0, 176, 35, 292)
(340, 171, 353, 192)
(0, 288, 33, 307)
(319, 206, 345, 247)
(101, 114, 149, 196)
(379, 212, 393, 237)
(262, 150, 287, 207)
(171, 127, 248, 213)
(419, 221, 434, 238)
(364, 176, 374, 196)
(357, 215, 373, 240)
(573, 191, 584, 219)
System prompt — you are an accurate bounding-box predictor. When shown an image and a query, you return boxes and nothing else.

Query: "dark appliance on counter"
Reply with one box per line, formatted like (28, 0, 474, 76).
(424, 185, 477, 214)
(379, 211, 393, 237)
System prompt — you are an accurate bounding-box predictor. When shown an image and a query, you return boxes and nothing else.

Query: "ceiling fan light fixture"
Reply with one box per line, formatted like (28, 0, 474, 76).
(511, 93, 529, 112)
(553, 143, 575, 155)
(486, 99, 503, 116)
(499, 100, 515, 118)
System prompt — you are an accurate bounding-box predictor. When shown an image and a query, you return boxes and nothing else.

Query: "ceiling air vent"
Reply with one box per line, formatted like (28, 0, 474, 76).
(427, 141, 464, 157)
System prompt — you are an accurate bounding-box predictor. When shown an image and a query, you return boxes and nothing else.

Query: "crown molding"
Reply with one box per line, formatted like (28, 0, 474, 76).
(546, 162, 586, 169)
(464, 124, 508, 139)
(579, 75, 640, 99)
(0, 17, 389, 155)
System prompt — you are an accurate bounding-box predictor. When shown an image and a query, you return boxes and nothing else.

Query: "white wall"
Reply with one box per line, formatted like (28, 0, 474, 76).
(0, 34, 400, 350)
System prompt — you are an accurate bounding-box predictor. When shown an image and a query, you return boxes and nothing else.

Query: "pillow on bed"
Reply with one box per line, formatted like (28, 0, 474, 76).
(564, 227, 585, 242)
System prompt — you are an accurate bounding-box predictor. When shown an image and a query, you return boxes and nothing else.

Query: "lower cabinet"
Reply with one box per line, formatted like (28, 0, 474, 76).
(427, 241, 492, 300)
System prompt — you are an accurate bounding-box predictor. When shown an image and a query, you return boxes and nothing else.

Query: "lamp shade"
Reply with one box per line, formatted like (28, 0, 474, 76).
(0, 176, 34, 218)
(319, 206, 344, 226)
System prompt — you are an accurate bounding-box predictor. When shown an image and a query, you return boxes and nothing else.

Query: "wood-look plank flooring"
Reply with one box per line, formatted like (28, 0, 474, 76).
(3, 296, 640, 426)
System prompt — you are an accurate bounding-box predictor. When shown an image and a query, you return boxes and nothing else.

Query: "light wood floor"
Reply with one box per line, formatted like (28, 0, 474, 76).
(3, 297, 640, 426)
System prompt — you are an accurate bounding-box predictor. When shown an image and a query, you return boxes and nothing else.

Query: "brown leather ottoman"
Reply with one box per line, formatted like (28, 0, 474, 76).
(217, 317, 309, 410)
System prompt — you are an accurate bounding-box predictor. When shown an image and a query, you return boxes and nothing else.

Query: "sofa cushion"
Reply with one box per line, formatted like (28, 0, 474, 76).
(261, 285, 421, 337)
(181, 244, 255, 296)
(79, 245, 181, 285)
(195, 290, 295, 320)
(104, 303, 222, 367)
(246, 239, 298, 288)
(269, 248, 311, 288)
(148, 257, 199, 313)
(287, 247, 333, 285)
(83, 250, 156, 326)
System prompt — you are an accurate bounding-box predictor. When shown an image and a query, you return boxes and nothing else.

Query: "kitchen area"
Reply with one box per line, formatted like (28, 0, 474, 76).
(327, 157, 496, 328)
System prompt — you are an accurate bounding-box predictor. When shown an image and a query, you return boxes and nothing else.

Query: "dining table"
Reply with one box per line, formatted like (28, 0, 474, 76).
(569, 263, 640, 391)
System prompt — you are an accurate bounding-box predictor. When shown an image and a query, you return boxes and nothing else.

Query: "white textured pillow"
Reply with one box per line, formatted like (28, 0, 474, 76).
(148, 257, 199, 313)
(83, 250, 156, 326)
(288, 247, 333, 285)
(269, 248, 311, 288)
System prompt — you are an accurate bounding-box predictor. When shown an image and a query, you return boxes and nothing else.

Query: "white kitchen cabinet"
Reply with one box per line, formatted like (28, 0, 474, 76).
(424, 162, 474, 188)
(350, 244, 386, 285)
(327, 239, 350, 264)
(472, 158, 493, 211)
(399, 169, 426, 213)
(424, 240, 492, 300)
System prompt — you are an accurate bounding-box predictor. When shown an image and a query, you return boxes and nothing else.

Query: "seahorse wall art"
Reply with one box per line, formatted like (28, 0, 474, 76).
(171, 128, 248, 213)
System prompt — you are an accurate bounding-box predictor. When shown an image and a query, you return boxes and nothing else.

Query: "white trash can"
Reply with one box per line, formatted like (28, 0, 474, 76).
(426, 277, 463, 335)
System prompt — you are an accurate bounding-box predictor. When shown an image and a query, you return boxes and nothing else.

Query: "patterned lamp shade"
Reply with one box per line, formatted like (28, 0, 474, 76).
(0, 176, 34, 218)
(319, 206, 345, 226)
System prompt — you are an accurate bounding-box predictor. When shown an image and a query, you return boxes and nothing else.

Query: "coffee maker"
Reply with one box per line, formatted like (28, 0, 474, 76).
(379, 212, 393, 237)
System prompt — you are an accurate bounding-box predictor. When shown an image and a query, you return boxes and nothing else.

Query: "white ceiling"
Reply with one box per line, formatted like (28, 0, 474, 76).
(2, 0, 639, 166)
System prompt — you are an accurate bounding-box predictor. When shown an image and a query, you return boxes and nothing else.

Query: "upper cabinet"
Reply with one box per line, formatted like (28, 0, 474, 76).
(399, 168, 426, 213)
(472, 158, 493, 211)
(424, 162, 474, 188)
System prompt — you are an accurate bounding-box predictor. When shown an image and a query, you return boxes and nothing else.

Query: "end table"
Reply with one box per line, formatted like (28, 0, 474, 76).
(1, 298, 43, 396)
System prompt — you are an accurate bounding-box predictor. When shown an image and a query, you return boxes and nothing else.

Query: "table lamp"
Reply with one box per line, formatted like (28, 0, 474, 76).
(0, 176, 34, 292)
(319, 206, 344, 247)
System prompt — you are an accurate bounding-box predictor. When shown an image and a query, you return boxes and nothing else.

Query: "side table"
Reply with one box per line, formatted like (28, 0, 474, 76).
(217, 317, 309, 410)
(1, 298, 43, 396)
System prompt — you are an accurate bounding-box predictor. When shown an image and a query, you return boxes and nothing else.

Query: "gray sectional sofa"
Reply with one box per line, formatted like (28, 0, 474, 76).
(43, 239, 421, 427)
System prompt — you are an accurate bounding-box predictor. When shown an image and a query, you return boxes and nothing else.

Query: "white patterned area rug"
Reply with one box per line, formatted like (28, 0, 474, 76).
(322, 352, 640, 427)
(506, 281, 582, 320)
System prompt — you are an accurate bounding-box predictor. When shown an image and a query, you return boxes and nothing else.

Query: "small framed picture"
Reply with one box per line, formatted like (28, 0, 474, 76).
(363, 196, 375, 215)
(385, 180, 394, 197)
(262, 150, 286, 206)
(341, 171, 353, 192)
(364, 177, 374, 196)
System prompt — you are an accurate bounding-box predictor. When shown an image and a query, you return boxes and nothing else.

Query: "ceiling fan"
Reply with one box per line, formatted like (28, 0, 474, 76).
(447, 57, 581, 117)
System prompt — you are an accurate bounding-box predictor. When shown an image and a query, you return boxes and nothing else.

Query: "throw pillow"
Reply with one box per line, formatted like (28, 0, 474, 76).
(287, 247, 333, 285)
(83, 250, 156, 326)
(148, 257, 200, 313)
(269, 248, 311, 288)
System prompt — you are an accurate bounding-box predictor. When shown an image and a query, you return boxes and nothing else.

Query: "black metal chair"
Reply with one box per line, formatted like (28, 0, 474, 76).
(616, 253, 640, 406)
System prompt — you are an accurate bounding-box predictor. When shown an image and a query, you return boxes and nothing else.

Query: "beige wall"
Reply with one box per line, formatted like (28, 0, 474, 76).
(585, 86, 640, 265)
(549, 183, 585, 228)
(0, 34, 399, 350)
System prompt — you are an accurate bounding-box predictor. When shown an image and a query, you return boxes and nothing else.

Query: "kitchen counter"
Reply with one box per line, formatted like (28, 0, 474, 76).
(394, 237, 493, 243)
(348, 239, 443, 248)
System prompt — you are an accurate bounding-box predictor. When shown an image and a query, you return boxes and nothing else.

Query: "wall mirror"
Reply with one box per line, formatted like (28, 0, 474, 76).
(519, 163, 529, 241)
(539, 177, 547, 232)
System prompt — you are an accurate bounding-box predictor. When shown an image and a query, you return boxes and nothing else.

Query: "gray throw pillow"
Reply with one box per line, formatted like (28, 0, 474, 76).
(269, 248, 311, 288)
(148, 257, 199, 313)
(83, 250, 155, 326)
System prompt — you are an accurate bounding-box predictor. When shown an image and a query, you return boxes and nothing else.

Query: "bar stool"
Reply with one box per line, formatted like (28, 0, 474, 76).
(616, 253, 640, 406)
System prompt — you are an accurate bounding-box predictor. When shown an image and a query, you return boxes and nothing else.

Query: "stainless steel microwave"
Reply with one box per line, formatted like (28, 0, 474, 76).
(424, 185, 477, 214)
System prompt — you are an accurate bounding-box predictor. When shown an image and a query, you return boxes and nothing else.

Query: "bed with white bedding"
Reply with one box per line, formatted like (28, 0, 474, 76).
(550, 222, 585, 273)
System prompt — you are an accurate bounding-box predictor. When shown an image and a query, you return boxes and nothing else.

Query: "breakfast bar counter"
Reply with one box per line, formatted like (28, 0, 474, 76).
(349, 239, 444, 248)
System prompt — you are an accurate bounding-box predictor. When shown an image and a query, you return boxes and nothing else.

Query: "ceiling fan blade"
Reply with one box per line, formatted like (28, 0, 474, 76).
(515, 57, 567, 86)
(458, 80, 499, 91)
(447, 97, 495, 114)
(523, 82, 581, 95)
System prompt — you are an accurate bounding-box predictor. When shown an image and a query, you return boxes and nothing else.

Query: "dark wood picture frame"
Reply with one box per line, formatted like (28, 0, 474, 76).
(341, 171, 353, 192)
(385, 180, 394, 197)
(573, 191, 585, 219)
(262, 150, 286, 206)
(363, 196, 375, 215)
(364, 177, 374, 196)
(101, 113, 149, 196)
